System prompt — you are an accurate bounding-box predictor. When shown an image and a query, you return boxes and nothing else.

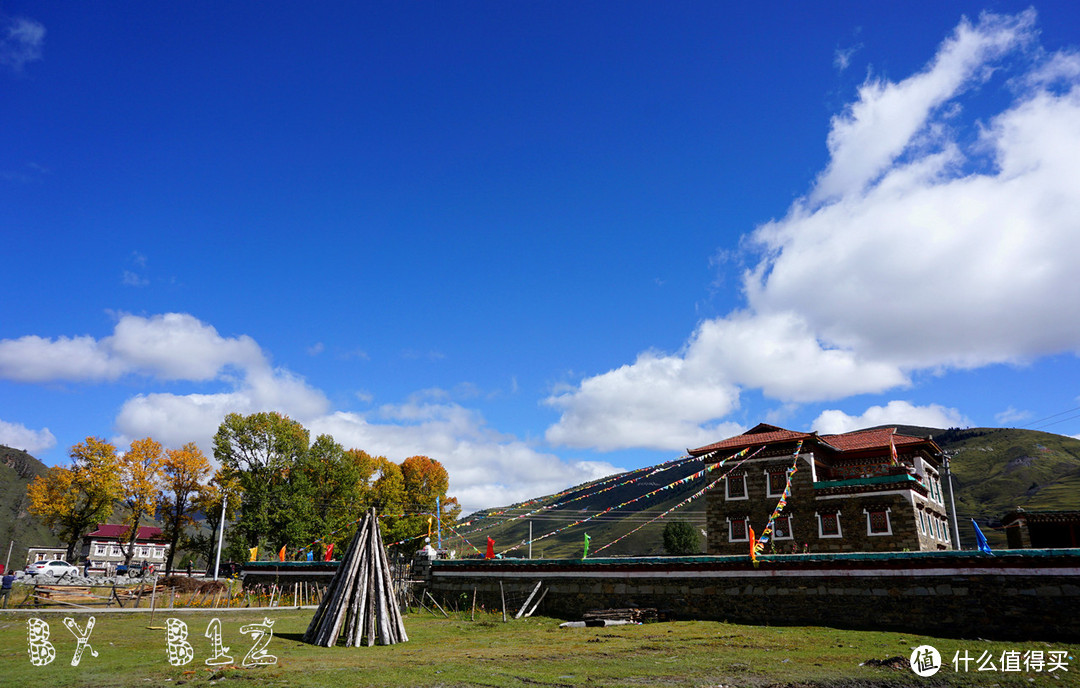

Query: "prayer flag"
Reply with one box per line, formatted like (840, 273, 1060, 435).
(278, 545, 286, 562)
(324, 543, 334, 561)
(306, 551, 313, 562)
(748, 526, 758, 565)
(972, 519, 993, 555)
(486, 537, 495, 559)
(249, 547, 258, 561)
(889, 434, 900, 466)
(583, 533, 591, 559)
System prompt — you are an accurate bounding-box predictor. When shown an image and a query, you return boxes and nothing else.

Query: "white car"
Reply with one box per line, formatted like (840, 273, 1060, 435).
(26, 560, 79, 577)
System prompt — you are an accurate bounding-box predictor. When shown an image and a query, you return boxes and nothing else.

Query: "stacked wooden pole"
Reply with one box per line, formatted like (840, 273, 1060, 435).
(303, 508, 409, 647)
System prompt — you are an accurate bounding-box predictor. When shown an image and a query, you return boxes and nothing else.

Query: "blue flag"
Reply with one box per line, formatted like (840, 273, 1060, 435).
(972, 519, 993, 555)
(306, 551, 313, 562)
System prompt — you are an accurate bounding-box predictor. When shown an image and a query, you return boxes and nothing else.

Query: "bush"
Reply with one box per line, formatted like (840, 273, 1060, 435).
(662, 521, 700, 555)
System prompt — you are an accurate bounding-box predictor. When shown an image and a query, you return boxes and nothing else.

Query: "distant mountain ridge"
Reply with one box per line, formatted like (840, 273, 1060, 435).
(4, 426, 1078, 565)
(463, 426, 1080, 557)
(0, 445, 63, 569)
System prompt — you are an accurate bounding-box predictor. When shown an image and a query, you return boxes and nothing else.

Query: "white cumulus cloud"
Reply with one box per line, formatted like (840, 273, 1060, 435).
(311, 404, 621, 514)
(811, 401, 971, 435)
(0, 313, 265, 383)
(0, 418, 56, 453)
(545, 9, 1080, 453)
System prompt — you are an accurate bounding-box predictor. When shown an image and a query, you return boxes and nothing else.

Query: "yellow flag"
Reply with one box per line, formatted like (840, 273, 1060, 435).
(249, 547, 258, 561)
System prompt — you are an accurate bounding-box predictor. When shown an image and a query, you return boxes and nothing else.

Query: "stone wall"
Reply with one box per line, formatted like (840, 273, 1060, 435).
(425, 550, 1080, 641)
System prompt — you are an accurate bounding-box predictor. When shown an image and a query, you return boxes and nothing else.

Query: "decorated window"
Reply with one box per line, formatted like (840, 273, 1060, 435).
(728, 517, 748, 542)
(772, 515, 794, 540)
(725, 473, 747, 500)
(865, 508, 892, 536)
(766, 468, 788, 497)
(817, 512, 842, 538)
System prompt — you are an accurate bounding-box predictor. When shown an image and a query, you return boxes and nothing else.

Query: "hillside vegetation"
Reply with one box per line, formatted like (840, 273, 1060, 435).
(0, 445, 63, 569)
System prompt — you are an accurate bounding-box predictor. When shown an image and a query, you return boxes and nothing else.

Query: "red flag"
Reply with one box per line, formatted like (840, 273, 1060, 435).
(278, 545, 287, 562)
(748, 526, 758, 564)
(485, 537, 495, 559)
(889, 434, 899, 466)
(323, 543, 334, 561)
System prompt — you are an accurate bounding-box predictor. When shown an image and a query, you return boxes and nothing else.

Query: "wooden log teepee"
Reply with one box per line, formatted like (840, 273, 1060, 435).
(303, 508, 409, 646)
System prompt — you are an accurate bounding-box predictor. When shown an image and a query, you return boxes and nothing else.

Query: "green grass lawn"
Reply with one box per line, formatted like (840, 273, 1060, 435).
(0, 607, 1077, 687)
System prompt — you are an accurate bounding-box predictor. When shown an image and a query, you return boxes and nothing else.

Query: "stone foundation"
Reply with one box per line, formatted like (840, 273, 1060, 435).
(425, 550, 1080, 641)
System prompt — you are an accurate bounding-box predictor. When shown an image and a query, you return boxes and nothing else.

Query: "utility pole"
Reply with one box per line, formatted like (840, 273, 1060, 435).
(942, 451, 961, 549)
(3, 539, 12, 574)
(213, 495, 228, 581)
(436, 496, 442, 550)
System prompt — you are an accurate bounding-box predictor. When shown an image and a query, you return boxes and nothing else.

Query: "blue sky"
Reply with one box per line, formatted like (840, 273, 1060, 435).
(3, 2, 1080, 513)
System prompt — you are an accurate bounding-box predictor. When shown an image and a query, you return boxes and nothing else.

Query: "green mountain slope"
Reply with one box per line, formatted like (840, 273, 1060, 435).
(933, 427, 1080, 548)
(454, 427, 1080, 557)
(0, 445, 63, 570)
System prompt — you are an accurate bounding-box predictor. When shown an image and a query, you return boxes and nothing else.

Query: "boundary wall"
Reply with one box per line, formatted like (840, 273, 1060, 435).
(425, 550, 1080, 641)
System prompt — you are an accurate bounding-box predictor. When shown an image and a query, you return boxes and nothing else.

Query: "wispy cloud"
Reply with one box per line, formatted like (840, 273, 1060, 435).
(833, 43, 862, 72)
(0, 16, 45, 73)
(122, 270, 149, 287)
(995, 407, 1032, 425)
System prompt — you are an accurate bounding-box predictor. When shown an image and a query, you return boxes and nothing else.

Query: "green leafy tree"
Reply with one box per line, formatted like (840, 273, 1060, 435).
(213, 411, 309, 554)
(662, 521, 701, 556)
(294, 435, 365, 558)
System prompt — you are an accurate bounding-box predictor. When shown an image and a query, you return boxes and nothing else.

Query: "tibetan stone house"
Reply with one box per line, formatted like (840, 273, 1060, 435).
(694, 424, 954, 554)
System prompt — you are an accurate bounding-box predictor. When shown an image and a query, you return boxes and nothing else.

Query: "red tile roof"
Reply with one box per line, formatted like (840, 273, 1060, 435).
(820, 428, 927, 452)
(85, 524, 164, 540)
(690, 424, 935, 458)
(689, 424, 813, 456)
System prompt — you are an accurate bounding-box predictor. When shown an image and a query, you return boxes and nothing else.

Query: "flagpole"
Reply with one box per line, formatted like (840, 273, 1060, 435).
(213, 495, 227, 581)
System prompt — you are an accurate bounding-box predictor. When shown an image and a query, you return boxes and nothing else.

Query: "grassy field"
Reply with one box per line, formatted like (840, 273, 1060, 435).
(1, 607, 1077, 687)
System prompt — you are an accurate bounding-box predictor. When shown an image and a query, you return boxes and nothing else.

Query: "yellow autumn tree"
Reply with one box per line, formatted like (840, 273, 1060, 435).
(158, 442, 212, 574)
(27, 437, 123, 562)
(116, 437, 165, 567)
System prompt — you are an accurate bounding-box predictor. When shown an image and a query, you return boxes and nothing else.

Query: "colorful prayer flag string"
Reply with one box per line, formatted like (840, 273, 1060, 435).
(592, 445, 766, 554)
(755, 439, 804, 552)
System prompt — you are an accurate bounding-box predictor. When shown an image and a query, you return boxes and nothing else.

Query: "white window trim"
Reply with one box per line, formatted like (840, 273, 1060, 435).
(727, 516, 749, 542)
(725, 474, 748, 501)
(864, 507, 893, 537)
(816, 512, 843, 539)
(772, 514, 794, 540)
(765, 468, 788, 498)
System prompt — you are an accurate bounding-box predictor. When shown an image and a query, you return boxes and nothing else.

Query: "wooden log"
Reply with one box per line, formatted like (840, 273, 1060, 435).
(515, 581, 543, 619)
(523, 587, 548, 618)
(375, 515, 408, 643)
(318, 514, 369, 646)
(424, 590, 449, 619)
(344, 518, 372, 647)
(306, 515, 365, 645)
(500, 581, 507, 623)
